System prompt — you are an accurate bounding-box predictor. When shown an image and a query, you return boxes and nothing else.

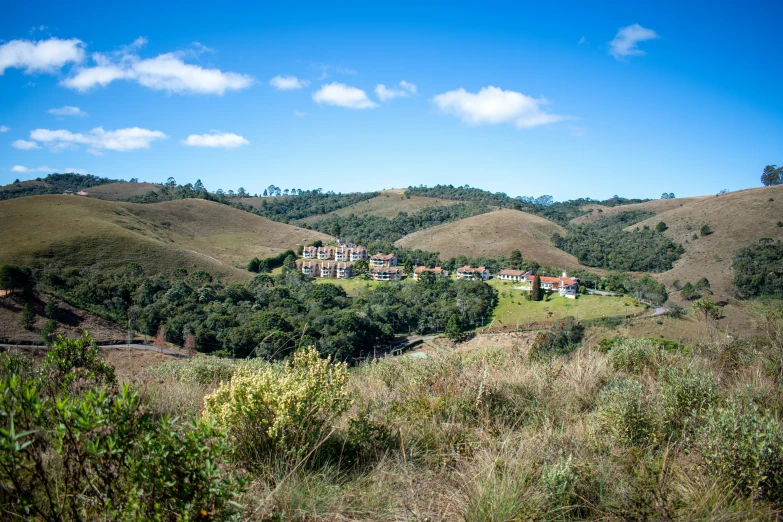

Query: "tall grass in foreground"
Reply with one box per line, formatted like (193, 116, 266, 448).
(131, 321, 783, 521)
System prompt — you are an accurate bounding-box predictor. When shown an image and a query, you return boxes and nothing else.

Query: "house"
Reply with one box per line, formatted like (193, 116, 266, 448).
(336, 262, 352, 279)
(317, 246, 334, 260)
(524, 272, 580, 299)
(334, 247, 351, 262)
(497, 269, 530, 282)
(302, 246, 318, 259)
(456, 266, 490, 281)
(370, 253, 398, 267)
(320, 262, 336, 278)
(298, 260, 320, 277)
(350, 247, 368, 261)
(413, 266, 449, 280)
(370, 266, 402, 281)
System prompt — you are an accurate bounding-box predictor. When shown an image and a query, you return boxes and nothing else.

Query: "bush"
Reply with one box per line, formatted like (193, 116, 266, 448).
(19, 303, 35, 330)
(699, 399, 783, 501)
(660, 366, 717, 437)
(0, 377, 243, 520)
(596, 377, 659, 447)
(41, 332, 116, 389)
(38, 318, 57, 345)
(152, 355, 269, 386)
(606, 338, 662, 374)
(700, 224, 712, 236)
(529, 318, 585, 360)
(203, 346, 351, 461)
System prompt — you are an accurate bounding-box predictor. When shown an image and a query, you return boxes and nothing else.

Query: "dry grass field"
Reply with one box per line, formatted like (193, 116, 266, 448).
(84, 181, 160, 200)
(571, 195, 707, 224)
(628, 185, 783, 299)
(396, 208, 585, 269)
(0, 195, 329, 280)
(299, 190, 451, 223)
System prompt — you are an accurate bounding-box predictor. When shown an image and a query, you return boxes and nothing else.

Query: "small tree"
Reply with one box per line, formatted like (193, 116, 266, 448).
(445, 314, 462, 340)
(404, 258, 414, 276)
(39, 319, 58, 345)
(153, 325, 167, 352)
(680, 282, 700, 300)
(761, 164, 782, 186)
(531, 274, 542, 301)
(700, 224, 712, 236)
(247, 257, 261, 273)
(655, 221, 668, 232)
(19, 304, 35, 331)
(183, 332, 197, 357)
(330, 221, 342, 238)
(352, 259, 369, 277)
(509, 249, 523, 268)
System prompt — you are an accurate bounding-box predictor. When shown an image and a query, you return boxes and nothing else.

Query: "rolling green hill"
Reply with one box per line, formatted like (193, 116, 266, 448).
(0, 195, 330, 281)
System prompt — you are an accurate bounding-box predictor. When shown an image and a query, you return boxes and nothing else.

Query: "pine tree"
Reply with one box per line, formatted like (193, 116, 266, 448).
(446, 314, 462, 340)
(531, 274, 542, 301)
(19, 304, 35, 330)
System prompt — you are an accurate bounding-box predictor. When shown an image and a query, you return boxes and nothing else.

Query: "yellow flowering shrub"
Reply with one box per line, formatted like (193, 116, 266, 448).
(202, 346, 351, 460)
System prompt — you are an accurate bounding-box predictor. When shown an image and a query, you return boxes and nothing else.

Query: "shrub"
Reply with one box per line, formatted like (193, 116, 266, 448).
(19, 303, 35, 330)
(596, 377, 659, 447)
(660, 366, 717, 438)
(606, 338, 662, 374)
(41, 332, 116, 389)
(700, 224, 712, 236)
(203, 346, 351, 461)
(699, 399, 783, 501)
(529, 318, 585, 360)
(38, 318, 57, 345)
(0, 377, 243, 520)
(152, 355, 269, 386)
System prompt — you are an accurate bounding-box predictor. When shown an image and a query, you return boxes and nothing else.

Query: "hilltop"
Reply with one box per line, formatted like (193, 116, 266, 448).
(570, 195, 707, 224)
(298, 190, 452, 223)
(396, 208, 584, 269)
(630, 185, 783, 298)
(0, 195, 329, 280)
(83, 181, 161, 200)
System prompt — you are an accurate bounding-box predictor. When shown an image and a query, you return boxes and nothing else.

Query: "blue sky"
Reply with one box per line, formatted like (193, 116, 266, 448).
(2, 1, 782, 201)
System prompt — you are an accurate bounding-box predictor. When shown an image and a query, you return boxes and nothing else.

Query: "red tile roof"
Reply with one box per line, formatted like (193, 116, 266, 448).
(457, 265, 486, 273)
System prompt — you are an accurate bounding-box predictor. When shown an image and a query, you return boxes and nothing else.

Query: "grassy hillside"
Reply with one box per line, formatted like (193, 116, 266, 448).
(572, 196, 707, 225)
(84, 181, 160, 200)
(630, 185, 783, 299)
(0, 195, 330, 280)
(396, 208, 584, 269)
(299, 190, 451, 223)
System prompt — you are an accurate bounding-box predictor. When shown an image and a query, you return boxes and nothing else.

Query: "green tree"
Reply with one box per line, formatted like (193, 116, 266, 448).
(417, 270, 436, 285)
(331, 221, 342, 237)
(445, 314, 462, 339)
(509, 249, 523, 268)
(39, 319, 58, 345)
(655, 221, 668, 232)
(247, 257, 261, 273)
(761, 164, 782, 186)
(700, 224, 712, 236)
(44, 300, 57, 320)
(282, 254, 296, 273)
(680, 281, 700, 300)
(403, 258, 414, 276)
(352, 259, 369, 277)
(19, 304, 35, 330)
(0, 264, 30, 293)
(531, 274, 542, 301)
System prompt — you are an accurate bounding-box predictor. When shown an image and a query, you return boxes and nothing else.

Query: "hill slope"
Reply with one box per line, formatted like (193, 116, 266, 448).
(299, 190, 451, 223)
(84, 182, 160, 200)
(629, 185, 783, 298)
(396, 208, 583, 269)
(0, 195, 330, 280)
(571, 196, 707, 225)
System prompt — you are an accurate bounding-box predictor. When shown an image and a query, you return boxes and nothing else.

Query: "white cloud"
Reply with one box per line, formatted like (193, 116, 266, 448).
(64, 167, 88, 174)
(0, 37, 84, 75)
(182, 131, 249, 148)
(294, 111, 307, 117)
(61, 39, 253, 95)
(312, 83, 377, 109)
(0, 126, 9, 132)
(12, 139, 40, 150)
(48, 105, 87, 117)
(375, 80, 417, 101)
(578, 36, 587, 45)
(432, 86, 565, 128)
(30, 126, 167, 153)
(11, 165, 52, 173)
(269, 75, 308, 90)
(609, 24, 659, 60)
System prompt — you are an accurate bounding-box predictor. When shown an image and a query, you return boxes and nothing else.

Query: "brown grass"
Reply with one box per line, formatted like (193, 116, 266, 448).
(84, 181, 161, 200)
(0, 195, 329, 280)
(299, 190, 451, 224)
(571, 195, 708, 224)
(396, 208, 586, 269)
(628, 185, 783, 300)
